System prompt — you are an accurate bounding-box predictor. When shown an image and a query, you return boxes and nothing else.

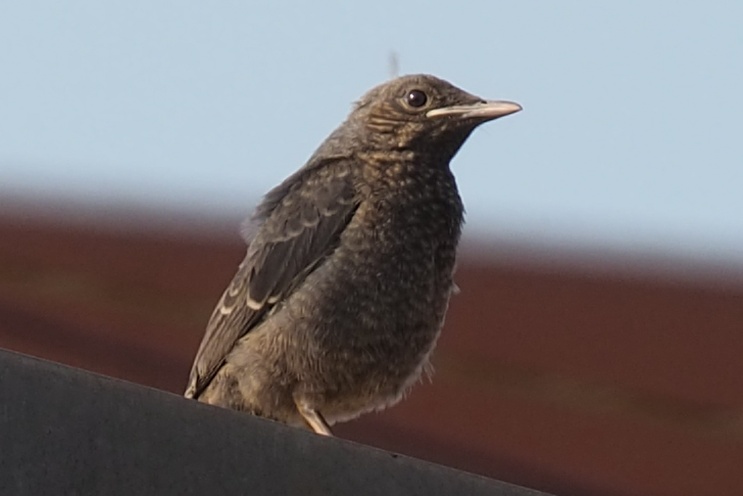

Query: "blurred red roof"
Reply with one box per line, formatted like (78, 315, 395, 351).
(1, 206, 742, 496)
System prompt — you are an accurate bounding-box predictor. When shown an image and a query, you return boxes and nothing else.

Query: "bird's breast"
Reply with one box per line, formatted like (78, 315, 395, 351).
(271, 166, 464, 417)
(319, 166, 464, 340)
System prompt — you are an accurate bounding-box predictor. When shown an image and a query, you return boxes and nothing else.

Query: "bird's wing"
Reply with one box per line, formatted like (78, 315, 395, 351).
(185, 159, 358, 398)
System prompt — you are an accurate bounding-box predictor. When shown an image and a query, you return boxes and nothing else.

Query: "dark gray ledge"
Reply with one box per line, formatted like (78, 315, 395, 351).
(0, 348, 550, 496)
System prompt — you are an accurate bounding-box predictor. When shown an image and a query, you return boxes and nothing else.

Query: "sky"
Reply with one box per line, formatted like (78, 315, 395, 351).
(1, 1, 742, 263)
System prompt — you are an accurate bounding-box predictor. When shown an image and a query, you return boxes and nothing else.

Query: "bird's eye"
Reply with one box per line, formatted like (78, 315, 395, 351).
(405, 89, 428, 108)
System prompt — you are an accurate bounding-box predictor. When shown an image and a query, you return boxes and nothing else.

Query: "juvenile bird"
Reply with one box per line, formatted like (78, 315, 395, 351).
(185, 74, 521, 435)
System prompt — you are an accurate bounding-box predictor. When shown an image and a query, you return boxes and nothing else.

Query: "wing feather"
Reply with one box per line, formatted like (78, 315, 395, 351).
(185, 159, 358, 398)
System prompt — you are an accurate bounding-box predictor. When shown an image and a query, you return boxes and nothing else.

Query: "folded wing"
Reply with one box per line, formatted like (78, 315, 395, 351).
(185, 159, 358, 398)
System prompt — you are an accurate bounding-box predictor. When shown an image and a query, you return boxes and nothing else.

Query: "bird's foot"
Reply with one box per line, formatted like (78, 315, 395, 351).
(295, 399, 333, 436)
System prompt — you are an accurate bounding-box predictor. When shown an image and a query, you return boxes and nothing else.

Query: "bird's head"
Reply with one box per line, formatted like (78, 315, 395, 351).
(351, 74, 521, 161)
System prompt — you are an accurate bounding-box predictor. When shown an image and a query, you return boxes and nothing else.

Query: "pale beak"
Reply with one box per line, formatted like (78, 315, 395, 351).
(426, 100, 522, 121)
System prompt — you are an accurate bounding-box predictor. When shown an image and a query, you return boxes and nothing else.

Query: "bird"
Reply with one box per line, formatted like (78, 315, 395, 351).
(184, 74, 521, 436)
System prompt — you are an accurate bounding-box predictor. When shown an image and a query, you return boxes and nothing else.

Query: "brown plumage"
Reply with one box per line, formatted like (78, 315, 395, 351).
(185, 74, 521, 435)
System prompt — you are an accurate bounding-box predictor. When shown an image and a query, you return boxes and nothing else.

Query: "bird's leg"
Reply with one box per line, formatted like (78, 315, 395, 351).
(295, 399, 333, 436)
